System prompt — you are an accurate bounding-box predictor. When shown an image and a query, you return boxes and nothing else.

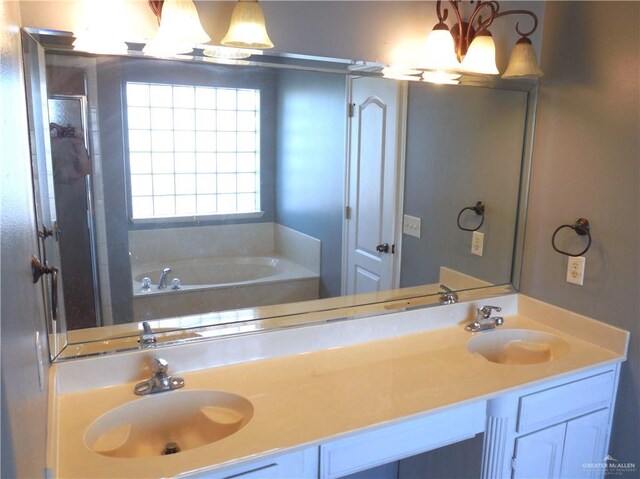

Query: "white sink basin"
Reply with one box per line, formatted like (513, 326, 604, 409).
(84, 390, 253, 458)
(467, 329, 570, 365)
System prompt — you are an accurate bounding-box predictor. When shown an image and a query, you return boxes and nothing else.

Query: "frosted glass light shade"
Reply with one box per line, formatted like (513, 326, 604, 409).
(221, 0, 274, 50)
(461, 32, 499, 75)
(144, 0, 211, 56)
(73, 0, 128, 54)
(422, 24, 460, 71)
(502, 37, 543, 79)
(73, 32, 128, 55)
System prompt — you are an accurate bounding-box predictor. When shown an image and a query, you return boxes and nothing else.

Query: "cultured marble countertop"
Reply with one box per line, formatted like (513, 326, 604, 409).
(50, 295, 628, 478)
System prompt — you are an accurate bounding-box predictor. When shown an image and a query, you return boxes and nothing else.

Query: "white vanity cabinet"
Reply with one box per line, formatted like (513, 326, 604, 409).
(485, 365, 619, 479)
(184, 448, 319, 479)
(49, 295, 629, 479)
(319, 400, 486, 479)
(184, 365, 620, 479)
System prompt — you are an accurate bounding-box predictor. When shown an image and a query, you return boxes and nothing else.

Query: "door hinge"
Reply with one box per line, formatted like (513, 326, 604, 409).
(345, 206, 352, 220)
(348, 103, 355, 118)
(511, 457, 517, 471)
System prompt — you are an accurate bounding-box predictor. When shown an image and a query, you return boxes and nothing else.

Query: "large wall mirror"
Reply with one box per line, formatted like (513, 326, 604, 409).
(22, 29, 537, 361)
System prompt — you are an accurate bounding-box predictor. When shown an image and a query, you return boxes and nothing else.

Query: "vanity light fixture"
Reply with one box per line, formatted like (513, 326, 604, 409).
(221, 0, 274, 50)
(144, 0, 211, 56)
(423, 0, 542, 79)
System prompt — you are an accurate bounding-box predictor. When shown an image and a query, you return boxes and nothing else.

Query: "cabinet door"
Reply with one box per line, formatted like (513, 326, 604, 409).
(513, 423, 566, 479)
(560, 409, 609, 479)
(187, 447, 319, 479)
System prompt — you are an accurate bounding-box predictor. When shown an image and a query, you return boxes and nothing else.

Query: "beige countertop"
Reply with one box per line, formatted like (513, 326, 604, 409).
(52, 301, 626, 479)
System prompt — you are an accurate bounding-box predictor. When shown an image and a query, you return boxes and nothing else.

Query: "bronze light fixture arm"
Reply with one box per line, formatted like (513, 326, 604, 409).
(434, 0, 539, 61)
(492, 8, 539, 39)
(149, 0, 164, 24)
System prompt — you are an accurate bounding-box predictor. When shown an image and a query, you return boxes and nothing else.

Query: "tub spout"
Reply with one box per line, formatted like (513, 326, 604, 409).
(158, 268, 172, 289)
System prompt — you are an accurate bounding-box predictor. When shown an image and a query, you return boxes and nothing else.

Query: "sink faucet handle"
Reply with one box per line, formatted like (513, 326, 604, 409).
(478, 305, 502, 318)
(152, 357, 169, 375)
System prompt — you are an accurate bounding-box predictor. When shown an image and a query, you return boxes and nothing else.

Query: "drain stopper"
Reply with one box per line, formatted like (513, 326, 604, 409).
(163, 442, 180, 455)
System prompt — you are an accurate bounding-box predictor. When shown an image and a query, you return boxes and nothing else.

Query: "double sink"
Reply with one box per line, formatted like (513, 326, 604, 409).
(84, 327, 569, 459)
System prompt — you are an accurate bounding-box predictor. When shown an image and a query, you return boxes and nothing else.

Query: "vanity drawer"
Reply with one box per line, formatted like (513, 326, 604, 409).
(517, 371, 615, 434)
(320, 401, 485, 479)
(186, 447, 319, 479)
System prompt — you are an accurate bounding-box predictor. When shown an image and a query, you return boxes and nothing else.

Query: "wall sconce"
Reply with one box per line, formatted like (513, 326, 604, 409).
(423, 0, 543, 79)
(144, 0, 211, 56)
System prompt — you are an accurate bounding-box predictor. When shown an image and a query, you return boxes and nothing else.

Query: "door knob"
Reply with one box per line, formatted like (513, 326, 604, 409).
(376, 243, 390, 253)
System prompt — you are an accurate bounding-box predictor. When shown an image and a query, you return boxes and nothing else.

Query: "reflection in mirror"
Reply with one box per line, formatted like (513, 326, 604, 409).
(23, 29, 536, 360)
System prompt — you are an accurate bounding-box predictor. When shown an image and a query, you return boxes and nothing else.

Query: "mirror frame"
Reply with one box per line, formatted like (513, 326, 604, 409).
(21, 27, 539, 362)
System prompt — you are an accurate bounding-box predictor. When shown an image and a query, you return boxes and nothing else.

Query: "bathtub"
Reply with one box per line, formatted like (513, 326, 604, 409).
(131, 256, 320, 322)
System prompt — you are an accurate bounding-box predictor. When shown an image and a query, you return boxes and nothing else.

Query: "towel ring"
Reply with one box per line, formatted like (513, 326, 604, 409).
(457, 201, 485, 232)
(551, 218, 591, 257)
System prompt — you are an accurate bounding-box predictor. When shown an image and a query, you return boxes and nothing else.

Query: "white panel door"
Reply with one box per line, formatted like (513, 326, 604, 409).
(560, 409, 610, 479)
(513, 423, 566, 479)
(345, 76, 403, 295)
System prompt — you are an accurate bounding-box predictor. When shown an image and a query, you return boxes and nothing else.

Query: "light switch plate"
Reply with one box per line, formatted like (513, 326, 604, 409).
(403, 214, 421, 238)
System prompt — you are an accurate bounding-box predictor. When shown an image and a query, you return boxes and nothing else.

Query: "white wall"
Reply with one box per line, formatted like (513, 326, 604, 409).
(0, 1, 50, 477)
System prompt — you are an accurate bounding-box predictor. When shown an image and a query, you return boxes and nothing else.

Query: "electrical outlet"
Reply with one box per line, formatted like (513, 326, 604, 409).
(471, 231, 484, 256)
(403, 214, 421, 238)
(566, 256, 585, 285)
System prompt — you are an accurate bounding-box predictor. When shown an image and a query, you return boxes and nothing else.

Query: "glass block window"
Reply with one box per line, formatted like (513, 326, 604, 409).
(125, 82, 260, 219)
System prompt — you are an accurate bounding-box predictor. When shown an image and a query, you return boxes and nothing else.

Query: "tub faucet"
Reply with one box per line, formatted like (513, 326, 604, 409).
(134, 358, 184, 395)
(439, 284, 459, 304)
(158, 267, 172, 289)
(464, 305, 504, 332)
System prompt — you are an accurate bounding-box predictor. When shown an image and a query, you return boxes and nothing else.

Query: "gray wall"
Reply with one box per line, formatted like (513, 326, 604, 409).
(401, 83, 527, 287)
(521, 1, 639, 466)
(275, 70, 346, 298)
(0, 2, 49, 477)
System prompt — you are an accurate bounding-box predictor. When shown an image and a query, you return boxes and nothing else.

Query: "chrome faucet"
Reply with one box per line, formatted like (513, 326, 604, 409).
(464, 305, 504, 332)
(439, 284, 459, 304)
(139, 321, 157, 347)
(158, 267, 172, 289)
(134, 358, 185, 395)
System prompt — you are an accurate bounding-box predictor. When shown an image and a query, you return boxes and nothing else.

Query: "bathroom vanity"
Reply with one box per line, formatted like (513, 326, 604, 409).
(48, 294, 628, 479)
